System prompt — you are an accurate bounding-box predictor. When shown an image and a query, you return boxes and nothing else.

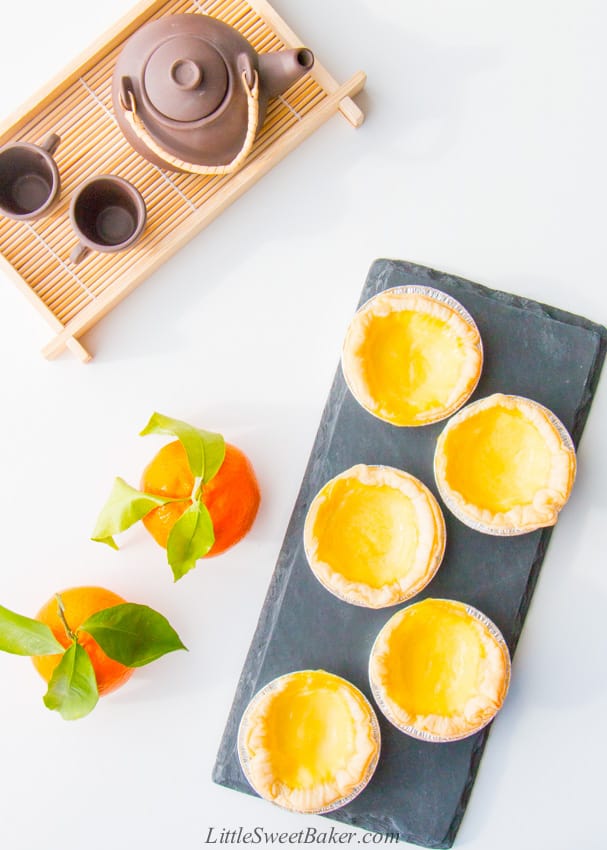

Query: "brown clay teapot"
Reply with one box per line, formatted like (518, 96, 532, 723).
(112, 14, 314, 175)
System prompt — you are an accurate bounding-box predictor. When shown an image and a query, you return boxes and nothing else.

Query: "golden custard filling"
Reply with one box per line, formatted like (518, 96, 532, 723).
(434, 394, 576, 533)
(261, 676, 357, 788)
(304, 465, 445, 608)
(370, 599, 510, 741)
(315, 478, 418, 588)
(361, 311, 470, 421)
(342, 288, 482, 426)
(384, 604, 487, 717)
(443, 407, 552, 513)
(240, 670, 379, 812)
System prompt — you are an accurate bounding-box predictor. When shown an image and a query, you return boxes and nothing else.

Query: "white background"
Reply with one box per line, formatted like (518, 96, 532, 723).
(0, 1, 606, 848)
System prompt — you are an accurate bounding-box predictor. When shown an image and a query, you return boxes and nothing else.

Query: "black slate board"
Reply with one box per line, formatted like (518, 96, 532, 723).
(213, 259, 607, 848)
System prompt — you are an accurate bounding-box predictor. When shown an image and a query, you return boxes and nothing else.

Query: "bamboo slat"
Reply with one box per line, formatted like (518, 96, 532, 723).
(0, 0, 365, 360)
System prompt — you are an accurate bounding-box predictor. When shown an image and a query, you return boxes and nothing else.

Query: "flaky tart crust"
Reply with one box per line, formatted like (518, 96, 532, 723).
(342, 286, 483, 427)
(238, 670, 380, 813)
(304, 465, 446, 608)
(369, 599, 511, 741)
(434, 394, 576, 534)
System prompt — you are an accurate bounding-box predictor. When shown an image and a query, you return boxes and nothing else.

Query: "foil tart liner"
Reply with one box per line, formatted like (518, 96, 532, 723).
(369, 599, 511, 743)
(341, 285, 484, 427)
(303, 464, 447, 609)
(434, 394, 577, 536)
(237, 669, 381, 814)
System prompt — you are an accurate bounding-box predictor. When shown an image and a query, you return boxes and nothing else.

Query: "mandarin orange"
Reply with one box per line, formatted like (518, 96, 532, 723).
(32, 586, 134, 695)
(141, 440, 260, 556)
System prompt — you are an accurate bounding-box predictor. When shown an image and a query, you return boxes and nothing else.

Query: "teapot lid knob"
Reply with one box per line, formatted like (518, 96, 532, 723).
(170, 59, 204, 91)
(143, 35, 229, 122)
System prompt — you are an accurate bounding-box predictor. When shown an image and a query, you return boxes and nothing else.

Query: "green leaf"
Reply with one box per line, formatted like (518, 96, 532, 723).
(167, 501, 214, 581)
(91, 477, 176, 548)
(80, 603, 187, 667)
(140, 412, 225, 483)
(0, 605, 65, 656)
(43, 642, 99, 721)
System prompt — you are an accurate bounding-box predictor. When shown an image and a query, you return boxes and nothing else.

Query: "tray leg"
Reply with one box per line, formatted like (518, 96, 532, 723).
(43, 333, 92, 362)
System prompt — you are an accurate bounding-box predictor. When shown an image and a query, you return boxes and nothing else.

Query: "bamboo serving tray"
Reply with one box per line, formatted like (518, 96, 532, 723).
(0, 0, 365, 361)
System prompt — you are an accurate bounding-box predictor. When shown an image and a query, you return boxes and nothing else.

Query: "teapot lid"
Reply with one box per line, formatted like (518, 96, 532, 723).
(143, 35, 229, 123)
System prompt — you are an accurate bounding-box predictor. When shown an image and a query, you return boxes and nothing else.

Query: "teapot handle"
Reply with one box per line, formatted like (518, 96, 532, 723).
(121, 71, 260, 176)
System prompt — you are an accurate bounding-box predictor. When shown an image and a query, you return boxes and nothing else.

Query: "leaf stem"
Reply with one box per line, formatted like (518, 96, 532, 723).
(55, 594, 78, 643)
(193, 476, 204, 503)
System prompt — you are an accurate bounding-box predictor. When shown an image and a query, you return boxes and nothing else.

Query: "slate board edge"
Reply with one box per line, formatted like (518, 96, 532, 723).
(211, 372, 350, 772)
(213, 259, 607, 848)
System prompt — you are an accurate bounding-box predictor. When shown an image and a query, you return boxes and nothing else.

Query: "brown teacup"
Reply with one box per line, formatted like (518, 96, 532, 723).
(0, 134, 61, 220)
(69, 175, 146, 264)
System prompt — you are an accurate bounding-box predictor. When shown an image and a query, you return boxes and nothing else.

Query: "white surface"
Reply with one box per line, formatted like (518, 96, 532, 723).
(0, 1, 606, 848)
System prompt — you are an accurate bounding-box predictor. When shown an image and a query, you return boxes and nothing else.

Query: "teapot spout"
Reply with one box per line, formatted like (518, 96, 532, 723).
(258, 48, 315, 99)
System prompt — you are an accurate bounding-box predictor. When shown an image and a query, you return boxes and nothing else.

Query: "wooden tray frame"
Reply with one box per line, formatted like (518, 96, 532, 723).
(0, 0, 365, 361)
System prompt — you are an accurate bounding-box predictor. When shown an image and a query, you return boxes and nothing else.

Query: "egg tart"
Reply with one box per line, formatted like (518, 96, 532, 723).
(342, 286, 483, 427)
(238, 670, 380, 813)
(434, 394, 576, 535)
(304, 465, 446, 608)
(369, 598, 510, 742)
